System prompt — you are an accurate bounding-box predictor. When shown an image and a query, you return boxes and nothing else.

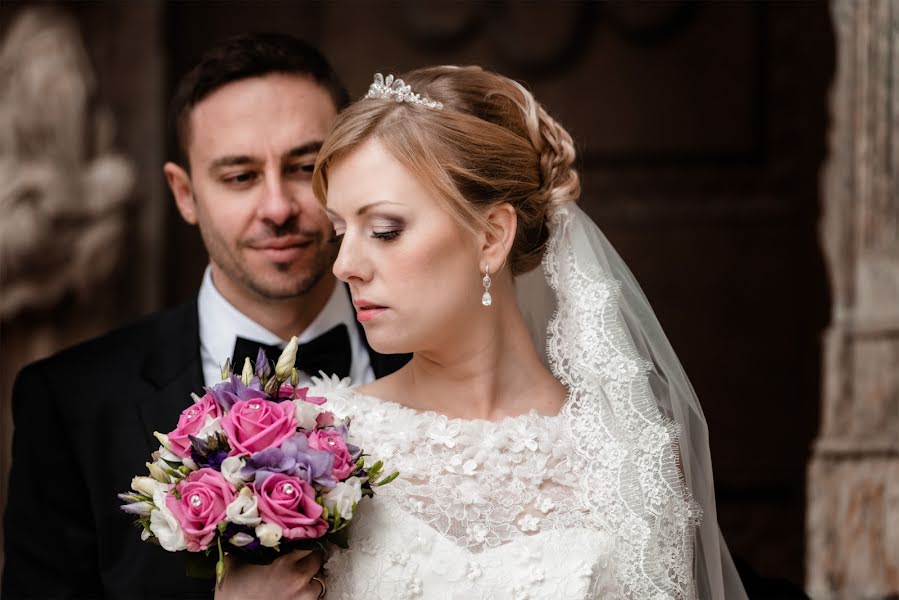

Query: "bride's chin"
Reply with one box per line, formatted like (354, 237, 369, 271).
(365, 333, 415, 357)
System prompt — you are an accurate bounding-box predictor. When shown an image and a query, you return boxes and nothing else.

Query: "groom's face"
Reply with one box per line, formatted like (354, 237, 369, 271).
(167, 73, 338, 304)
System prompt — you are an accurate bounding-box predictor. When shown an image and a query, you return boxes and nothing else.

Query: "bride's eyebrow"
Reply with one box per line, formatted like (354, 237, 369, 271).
(327, 201, 404, 220)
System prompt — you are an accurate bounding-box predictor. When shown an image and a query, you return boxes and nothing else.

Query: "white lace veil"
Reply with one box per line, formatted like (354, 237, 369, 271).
(516, 202, 748, 600)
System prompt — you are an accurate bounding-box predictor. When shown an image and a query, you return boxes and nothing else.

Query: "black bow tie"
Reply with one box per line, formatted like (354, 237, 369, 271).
(231, 324, 352, 380)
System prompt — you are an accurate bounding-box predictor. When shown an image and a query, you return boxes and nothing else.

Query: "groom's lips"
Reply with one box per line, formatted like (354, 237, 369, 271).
(354, 299, 388, 323)
(248, 236, 314, 262)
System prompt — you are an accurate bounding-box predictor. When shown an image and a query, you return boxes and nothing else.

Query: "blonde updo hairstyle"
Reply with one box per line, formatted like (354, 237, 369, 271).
(312, 65, 580, 276)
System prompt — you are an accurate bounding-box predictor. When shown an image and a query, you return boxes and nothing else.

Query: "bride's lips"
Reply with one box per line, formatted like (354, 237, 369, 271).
(354, 299, 388, 323)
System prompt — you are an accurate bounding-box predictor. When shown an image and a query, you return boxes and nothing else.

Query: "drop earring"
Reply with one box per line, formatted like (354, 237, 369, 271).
(481, 264, 492, 307)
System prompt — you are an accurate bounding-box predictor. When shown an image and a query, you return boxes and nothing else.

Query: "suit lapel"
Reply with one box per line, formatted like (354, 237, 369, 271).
(136, 301, 205, 449)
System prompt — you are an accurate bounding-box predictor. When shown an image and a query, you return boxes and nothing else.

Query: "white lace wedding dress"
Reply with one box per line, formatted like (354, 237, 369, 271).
(313, 204, 747, 600)
(317, 386, 621, 599)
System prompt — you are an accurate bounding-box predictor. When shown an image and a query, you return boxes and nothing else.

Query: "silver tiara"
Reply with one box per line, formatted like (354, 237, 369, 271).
(365, 73, 444, 110)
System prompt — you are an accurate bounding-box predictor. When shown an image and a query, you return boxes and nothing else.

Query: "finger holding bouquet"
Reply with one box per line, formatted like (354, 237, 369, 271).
(119, 339, 397, 590)
(215, 549, 324, 600)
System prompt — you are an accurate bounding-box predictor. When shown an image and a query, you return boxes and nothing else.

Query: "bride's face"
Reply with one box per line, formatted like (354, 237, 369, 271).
(325, 138, 483, 354)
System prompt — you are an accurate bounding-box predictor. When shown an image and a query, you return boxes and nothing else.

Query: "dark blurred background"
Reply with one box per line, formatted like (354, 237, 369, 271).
(0, 0, 842, 594)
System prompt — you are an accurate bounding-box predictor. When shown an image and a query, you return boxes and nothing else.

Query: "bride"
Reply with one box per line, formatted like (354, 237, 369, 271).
(218, 66, 748, 599)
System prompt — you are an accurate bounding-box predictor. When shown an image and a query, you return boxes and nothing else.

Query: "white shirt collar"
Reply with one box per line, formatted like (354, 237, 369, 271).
(197, 266, 373, 387)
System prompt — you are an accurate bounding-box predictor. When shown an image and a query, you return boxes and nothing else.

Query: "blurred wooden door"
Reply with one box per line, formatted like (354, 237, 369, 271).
(163, 0, 833, 586)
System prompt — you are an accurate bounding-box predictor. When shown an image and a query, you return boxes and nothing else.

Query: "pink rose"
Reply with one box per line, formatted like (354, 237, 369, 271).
(166, 468, 235, 551)
(275, 384, 326, 405)
(308, 429, 354, 479)
(222, 399, 296, 456)
(167, 394, 222, 459)
(252, 474, 327, 539)
(296, 387, 327, 406)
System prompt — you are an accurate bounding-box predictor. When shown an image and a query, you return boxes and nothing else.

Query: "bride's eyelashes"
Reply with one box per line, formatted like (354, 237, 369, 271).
(327, 229, 402, 245)
(371, 229, 402, 241)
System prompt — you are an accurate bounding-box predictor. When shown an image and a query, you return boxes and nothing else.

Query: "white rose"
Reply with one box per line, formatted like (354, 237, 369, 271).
(220, 456, 247, 486)
(229, 532, 255, 547)
(293, 399, 322, 430)
(323, 476, 363, 520)
(149, 488, 187, 551)
(226, 487, 262, 526)
(255, 522, 283, 547)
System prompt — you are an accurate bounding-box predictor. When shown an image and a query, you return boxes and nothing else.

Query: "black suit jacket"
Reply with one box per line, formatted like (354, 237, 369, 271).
(1, 300, 408, 599)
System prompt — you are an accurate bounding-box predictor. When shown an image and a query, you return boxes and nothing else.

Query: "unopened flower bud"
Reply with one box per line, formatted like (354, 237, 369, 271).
(131, 476, 159, 497)
(153, 431, 173, 452)
(275, 337, 298, 380)
(220, 357, 233, 381)
(146, 461, 170, 483)
(241, 357, 254, 385)
(290, 367, 299, 387)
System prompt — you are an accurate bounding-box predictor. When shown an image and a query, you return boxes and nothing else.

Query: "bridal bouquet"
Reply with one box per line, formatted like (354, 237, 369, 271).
(119, 338, 397, 585)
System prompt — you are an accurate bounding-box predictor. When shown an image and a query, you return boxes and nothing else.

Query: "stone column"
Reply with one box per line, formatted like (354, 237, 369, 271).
(807, 1, 899, 598)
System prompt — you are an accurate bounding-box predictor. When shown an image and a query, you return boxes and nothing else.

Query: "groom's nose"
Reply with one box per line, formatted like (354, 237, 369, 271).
(256, 172, 299, 225)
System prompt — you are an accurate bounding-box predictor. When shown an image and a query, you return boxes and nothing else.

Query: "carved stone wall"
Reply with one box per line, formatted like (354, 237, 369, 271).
(807, 1, 899, 598)
(0, 1, 164, 571)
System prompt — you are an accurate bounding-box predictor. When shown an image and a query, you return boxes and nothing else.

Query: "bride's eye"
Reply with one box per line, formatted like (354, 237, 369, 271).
(371, 230, 402, 241)
(328, 233, 344, 245)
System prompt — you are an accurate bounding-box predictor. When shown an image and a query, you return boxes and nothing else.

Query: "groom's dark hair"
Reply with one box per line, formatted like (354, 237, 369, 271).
(171, 32, 350, 168)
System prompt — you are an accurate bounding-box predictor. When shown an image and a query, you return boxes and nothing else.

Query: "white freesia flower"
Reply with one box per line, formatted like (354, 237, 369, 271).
(182, 456, 198, 471)
(293, 399, 323, 430)
(323, 476, 363, 520)
(229, 532, 255, 547)
(255, 522, 282, 547)
(149, 488, 187, 551)
(226, 487, 262, 526)
(220, 456, 247, 486)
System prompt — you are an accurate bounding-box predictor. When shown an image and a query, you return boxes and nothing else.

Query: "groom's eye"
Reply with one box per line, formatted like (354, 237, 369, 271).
(223, 171, 258, 186)
(285, 162, 315, 177)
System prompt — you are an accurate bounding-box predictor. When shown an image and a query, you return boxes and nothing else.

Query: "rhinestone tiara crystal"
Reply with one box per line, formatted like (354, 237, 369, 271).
(364, 73, 444, 110)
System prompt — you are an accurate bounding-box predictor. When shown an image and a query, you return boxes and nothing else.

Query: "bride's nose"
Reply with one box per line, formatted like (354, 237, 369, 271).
(332, 232, 372, 283)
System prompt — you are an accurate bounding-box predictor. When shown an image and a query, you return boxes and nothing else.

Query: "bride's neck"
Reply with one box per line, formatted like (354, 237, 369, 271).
(392, 298, 566, 421)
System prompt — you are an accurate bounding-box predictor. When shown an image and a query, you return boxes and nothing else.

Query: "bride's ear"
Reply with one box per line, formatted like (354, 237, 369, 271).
(164, 162, 198, 224)
(480, 203, 517, 275)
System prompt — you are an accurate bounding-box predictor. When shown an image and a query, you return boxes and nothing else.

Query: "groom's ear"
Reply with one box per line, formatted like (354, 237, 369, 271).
(164, 162, 197, 224)
(480, 202, 517, 274)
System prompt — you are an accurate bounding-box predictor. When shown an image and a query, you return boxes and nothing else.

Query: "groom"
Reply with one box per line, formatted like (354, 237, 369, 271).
(2, 33, 406, 599)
